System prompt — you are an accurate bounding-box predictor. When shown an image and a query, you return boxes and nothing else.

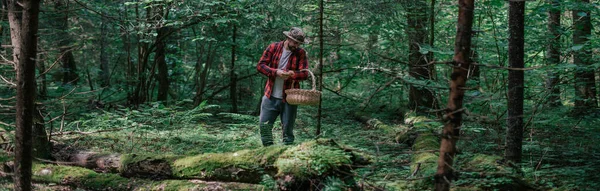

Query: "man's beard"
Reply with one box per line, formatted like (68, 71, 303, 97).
(287, 44, 297, 51)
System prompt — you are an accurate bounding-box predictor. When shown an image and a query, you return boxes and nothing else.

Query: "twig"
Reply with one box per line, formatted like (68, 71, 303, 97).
(534, 149, 548, 171)
(51, 127, 129, 136)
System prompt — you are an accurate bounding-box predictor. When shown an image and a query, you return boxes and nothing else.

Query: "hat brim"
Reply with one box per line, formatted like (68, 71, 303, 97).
(283, 31, 309, 44)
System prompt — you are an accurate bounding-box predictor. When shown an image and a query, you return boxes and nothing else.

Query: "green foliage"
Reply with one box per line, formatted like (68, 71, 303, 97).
(275, 139, 353, 180)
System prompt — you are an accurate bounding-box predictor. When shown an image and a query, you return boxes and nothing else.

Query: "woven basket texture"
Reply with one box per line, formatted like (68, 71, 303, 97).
(285, 69, 321, 106)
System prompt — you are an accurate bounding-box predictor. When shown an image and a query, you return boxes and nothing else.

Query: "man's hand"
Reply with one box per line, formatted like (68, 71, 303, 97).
(277, 70, 294, 80)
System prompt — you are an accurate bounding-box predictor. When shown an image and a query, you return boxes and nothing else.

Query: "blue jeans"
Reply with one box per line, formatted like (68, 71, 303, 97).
(259, 95, 298, 146)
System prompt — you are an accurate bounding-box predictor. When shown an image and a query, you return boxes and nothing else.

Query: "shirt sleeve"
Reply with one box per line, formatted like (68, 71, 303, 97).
(256, 43, 277, 77)
(291, 49, 309, 81)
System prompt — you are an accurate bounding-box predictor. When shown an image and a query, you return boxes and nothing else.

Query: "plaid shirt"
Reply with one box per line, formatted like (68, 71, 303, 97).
(257, 41, 309, 101)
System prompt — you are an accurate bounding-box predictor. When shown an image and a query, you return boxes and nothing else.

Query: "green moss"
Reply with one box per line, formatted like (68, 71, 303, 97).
(464, 154, 506, 172)
(33, 163, 130, 190)
(410, 153, 438, 177)
(412, 133, 439, 151)
(274, 139, 352, 180)
(120, 154, 179, 172)
(172, 145, 287, 178)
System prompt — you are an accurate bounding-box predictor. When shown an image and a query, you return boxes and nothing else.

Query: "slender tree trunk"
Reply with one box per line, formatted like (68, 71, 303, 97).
(230, 24, 238, 113)
(428, 0, 436, 79)
(316, 0, 324, 136)
(572, 0, 596, 112)
(545, 0, 561, 106)
(434, 0, 474, 190)
(153, 3, 170, 102)
(33, 105, 51, 160)
(155, 26, 169, 102)
(196, 42, 214, 105)
(505, 1, 525, 163)
(55, 0, 78, 85)
(406, 0, 436, 113)
(37, 49, 47, 99)
(12, 0, 41, 190)
(99, 11, 110, 87)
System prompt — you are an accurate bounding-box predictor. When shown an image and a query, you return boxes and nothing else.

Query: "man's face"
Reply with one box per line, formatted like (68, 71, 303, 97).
(287, 38, 300, 51)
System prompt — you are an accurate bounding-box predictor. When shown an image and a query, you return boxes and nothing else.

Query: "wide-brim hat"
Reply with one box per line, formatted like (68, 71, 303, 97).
(283, 27, 309, 44)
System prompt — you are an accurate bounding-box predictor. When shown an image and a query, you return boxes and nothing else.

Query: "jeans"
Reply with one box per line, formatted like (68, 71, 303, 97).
(259, 95, 298, 146)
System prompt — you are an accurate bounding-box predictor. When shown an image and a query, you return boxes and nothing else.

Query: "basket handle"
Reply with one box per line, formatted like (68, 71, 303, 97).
(291, 69, 316, 91)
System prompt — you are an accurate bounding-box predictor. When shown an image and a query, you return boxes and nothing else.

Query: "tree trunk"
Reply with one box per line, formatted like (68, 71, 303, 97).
(12, 0, 41, 190)
(505, 1, 525, 164)
(406, 0, 436, 113)
(99, 11, 110, 87)
(55, 0, 78, 85)
(317, 0, 324, 135)
(155, 26, 169, 102)
(572, 0, 596, 112)
(32, 105, 51, 160)
(545, 0, 561, 106)
(37, 52, 47, 99)
(434, 0, 474, 190)
(230, 24, 238, 113)
(195, 42, 214, 105)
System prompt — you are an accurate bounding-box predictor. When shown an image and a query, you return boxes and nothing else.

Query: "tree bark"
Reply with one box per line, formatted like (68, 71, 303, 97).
(505, 0, 525, 164)
(434, 0, 474, 190)
(32, 105, 51, 160)
(317, 0, 324, 135)
(99, 10, 110, 87)
(54, 0, 78, 85)
(154, 3, 170, 102)
(406, 0, 437, 113)
(572, 0, 596, 112)
(12, 0, 41, 190)
(545, 0, 561, 106)
(230, 24, 238, 113)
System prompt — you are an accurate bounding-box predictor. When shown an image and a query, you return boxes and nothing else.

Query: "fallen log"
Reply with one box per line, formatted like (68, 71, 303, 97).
(32, 163, 265, 191)
(52, 139, 371, 190)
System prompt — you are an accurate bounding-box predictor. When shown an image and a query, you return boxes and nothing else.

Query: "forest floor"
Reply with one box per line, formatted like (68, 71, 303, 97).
(0, 100, 598, 190)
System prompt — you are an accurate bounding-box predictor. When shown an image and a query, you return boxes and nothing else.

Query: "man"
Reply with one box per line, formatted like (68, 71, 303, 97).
(256, 27, 310, 146)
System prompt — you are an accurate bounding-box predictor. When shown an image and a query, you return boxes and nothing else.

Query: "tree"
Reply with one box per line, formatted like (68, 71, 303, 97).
(545, 0, 561, 106)
(99, 7, 110, 87)
(405, 0, 437, 113)
(435, 0, 474, 190)
(10, 0, 42, 190)
(230, 24, 238, 113)
(54, 0, 79, 85)
(505, 0, 525, 163)
(572, 0, 596, 113)
(316, 0, 324, 135)
(154, 3, 170, 102)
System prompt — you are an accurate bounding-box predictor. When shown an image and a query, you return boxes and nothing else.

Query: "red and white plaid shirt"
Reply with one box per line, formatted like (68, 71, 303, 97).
(257, 41, 309, 102)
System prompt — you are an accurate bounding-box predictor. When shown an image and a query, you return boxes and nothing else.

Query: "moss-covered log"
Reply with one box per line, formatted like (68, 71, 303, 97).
(53, 139, 370, 190)
(352, 112, 413, 144)
(32, 163, 265, 191)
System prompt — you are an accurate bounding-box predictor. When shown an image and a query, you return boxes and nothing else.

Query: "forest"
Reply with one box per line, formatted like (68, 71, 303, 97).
(0, 0, 599, 190)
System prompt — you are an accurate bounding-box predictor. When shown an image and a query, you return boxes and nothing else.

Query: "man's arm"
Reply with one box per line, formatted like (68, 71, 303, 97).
(290, 49, 309, 80)
(256, 43, 277, 77)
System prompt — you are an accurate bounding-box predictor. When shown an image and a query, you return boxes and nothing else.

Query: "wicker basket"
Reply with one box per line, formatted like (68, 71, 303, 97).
(285, 69, 321, 106)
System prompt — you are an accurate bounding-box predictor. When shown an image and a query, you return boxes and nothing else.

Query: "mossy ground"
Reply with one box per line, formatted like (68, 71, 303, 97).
(0, 99, 598, 190)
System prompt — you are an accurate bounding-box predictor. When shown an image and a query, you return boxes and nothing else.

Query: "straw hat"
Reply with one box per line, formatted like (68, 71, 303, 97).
(283, 27, 309, 44)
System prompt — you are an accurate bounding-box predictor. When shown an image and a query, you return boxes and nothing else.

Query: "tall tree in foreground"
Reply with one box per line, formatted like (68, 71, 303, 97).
(572, 0, 596, 113)
(405, 0, 437, 113)
(505, 0, 525, 163)
(434, 0, 474, 190)
(545, 0, 561, 106)
(10, 0, 42, 190)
